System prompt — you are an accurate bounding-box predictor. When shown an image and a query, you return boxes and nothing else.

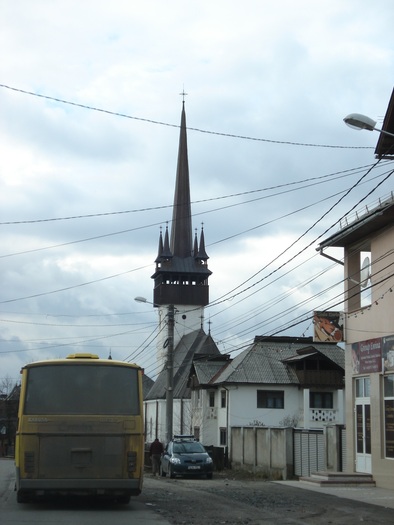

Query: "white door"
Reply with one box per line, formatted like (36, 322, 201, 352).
(355, 377, 371, 473)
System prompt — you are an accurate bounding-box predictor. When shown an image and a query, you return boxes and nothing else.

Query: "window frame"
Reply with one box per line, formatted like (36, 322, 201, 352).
(384, 374, 394, 459)
(257, 389, 284, 409)
(310, 391, 334, 409)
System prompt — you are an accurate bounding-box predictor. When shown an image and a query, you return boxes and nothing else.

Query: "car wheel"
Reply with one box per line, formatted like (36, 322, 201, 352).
(160, 464, 166, 477)
(206, 473, 213, 479)
(168, 465, 176, 479)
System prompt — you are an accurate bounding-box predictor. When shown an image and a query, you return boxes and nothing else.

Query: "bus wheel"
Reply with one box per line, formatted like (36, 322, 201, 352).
(117, 494, 131, 504)
(16, 490, 30, 503)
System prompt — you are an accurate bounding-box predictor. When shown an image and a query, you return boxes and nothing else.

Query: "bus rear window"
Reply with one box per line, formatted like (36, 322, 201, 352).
(24, 364, 140, 416)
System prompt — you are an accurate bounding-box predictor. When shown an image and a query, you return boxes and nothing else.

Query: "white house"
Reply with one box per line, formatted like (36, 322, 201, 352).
(189, 336, 345, 451)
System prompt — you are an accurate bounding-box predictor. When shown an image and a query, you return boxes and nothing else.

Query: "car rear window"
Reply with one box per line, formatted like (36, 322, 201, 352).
(174, 442, 206, 454)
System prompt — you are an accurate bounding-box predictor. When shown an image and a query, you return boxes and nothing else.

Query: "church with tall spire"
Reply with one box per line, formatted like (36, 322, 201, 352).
(151, 101, 212, 356)
(144, 102, 222, 442)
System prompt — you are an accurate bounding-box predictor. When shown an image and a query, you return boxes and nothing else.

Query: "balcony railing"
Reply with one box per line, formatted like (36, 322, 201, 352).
(295, 370, 344, 387)
(310, 408, 338, 423)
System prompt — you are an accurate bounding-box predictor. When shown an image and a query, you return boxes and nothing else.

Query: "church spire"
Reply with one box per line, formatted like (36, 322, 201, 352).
(162, 224, 172, 258)
(151, 101, 211, 310)
(197, 225, 209, 261)
(170, 101, 192, 258)
(155, 227, 164, 263)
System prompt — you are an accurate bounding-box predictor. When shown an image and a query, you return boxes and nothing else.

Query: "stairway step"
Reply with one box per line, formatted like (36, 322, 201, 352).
(300, 471, 375, 487)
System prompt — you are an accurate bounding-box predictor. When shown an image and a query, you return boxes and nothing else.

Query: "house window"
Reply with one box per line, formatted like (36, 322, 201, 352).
(356, 377, 370, 398)
(221, 390, 226, 408)
(219, 427, 227, 446)
(209, 391, 215, 408)
(310, 392, 333, 409)
(384, 374, 394, 458)
(257, 390, 284, 409)
(194, 427, 200, 441)
(194, 389, 202, 407)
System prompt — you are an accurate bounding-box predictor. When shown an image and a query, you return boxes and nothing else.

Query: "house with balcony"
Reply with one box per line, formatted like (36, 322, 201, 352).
(188, 336, 345, 450)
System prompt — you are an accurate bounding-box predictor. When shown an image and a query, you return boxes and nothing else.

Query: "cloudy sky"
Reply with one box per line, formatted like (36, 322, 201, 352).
(1, 0, 393, 386)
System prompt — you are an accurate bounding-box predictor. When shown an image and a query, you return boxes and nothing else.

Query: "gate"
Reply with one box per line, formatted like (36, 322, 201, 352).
(293, 428, 325, 476)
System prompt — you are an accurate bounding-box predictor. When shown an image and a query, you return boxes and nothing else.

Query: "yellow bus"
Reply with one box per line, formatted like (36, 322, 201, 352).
(15, 353, 144, 503)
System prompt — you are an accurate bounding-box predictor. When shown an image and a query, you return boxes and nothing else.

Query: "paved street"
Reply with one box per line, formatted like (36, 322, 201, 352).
(0, 458, 170, 525)
(2, 458, 394, 524)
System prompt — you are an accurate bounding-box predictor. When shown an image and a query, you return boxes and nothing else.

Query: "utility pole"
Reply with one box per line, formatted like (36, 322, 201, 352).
(165, 304, 175, 444)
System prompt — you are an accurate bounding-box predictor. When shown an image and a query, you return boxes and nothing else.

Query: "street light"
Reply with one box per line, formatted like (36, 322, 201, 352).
(134, 296, 149, 304)
(343, 113, 394, 138)
(134, 296, 174, 444)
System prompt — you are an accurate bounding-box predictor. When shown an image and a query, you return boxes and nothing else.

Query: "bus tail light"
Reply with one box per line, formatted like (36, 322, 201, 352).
(24, 451, 35, 474)
(127, 451, 137, 473)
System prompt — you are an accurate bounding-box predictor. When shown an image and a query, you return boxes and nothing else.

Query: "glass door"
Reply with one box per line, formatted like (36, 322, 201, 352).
(355, 377, 371, 473)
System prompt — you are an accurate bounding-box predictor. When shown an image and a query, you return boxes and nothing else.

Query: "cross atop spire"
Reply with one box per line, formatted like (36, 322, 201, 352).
(179, 87, 188, 103)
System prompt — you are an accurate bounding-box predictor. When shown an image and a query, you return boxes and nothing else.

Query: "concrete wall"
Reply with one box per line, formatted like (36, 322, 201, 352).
(230, 426, 294, 480)
(325, 424, 343, 471)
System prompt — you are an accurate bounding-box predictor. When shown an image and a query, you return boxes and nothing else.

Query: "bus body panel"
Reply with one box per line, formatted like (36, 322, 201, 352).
(15, 356, 144, 502)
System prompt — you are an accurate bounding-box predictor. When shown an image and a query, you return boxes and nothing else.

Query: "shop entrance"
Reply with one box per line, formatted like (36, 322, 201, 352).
(355, 377, 371, 473)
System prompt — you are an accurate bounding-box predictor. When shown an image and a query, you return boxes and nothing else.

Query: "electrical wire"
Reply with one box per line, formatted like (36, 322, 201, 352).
(0, 83, 374, 150)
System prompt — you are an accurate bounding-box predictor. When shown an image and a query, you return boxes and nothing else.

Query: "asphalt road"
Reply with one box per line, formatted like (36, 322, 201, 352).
(2, 458, 393, 525)
(0, 458, 170, 525)
(141, 471, 394, 525)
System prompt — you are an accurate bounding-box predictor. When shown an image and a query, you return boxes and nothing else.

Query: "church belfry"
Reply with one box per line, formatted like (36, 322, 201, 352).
(151, 102, 211, 346)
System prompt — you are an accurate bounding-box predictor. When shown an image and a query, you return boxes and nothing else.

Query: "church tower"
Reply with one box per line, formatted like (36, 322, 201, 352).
(151, 102, 212, 356)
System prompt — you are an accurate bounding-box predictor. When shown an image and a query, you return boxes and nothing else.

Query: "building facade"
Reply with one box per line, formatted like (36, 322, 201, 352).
(317, 89, 394, 490)
(189, 336, 345, 450)
(318, 196, 394, 489)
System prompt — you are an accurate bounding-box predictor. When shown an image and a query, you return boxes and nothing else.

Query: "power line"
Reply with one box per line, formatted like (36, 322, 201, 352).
(0, 162, 384, 227)
(209, 163, 393, 307)
(0, 83, 373, 150)
(0, 165, 389, 261)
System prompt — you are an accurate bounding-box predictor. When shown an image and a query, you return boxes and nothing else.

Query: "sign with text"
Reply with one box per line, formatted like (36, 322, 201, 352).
(352, 334, 394, 375)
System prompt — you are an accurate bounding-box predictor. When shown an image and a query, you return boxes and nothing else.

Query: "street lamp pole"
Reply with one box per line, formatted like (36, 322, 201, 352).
(134, 296, 174, 444)
(165, 304, 175, 444)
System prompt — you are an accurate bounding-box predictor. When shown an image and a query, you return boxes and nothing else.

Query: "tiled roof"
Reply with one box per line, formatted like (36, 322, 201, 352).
(142, 374, 155, 399)
(212, 338, 344, 385)
(145, 329, 221, 400)
(193, 360, 229, 385)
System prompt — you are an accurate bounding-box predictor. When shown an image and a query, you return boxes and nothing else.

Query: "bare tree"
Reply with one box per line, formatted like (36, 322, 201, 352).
(0, 375, 15, 396)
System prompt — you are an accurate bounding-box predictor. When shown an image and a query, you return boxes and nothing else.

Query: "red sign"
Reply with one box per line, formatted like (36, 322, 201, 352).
(352, 338, 382, 374)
